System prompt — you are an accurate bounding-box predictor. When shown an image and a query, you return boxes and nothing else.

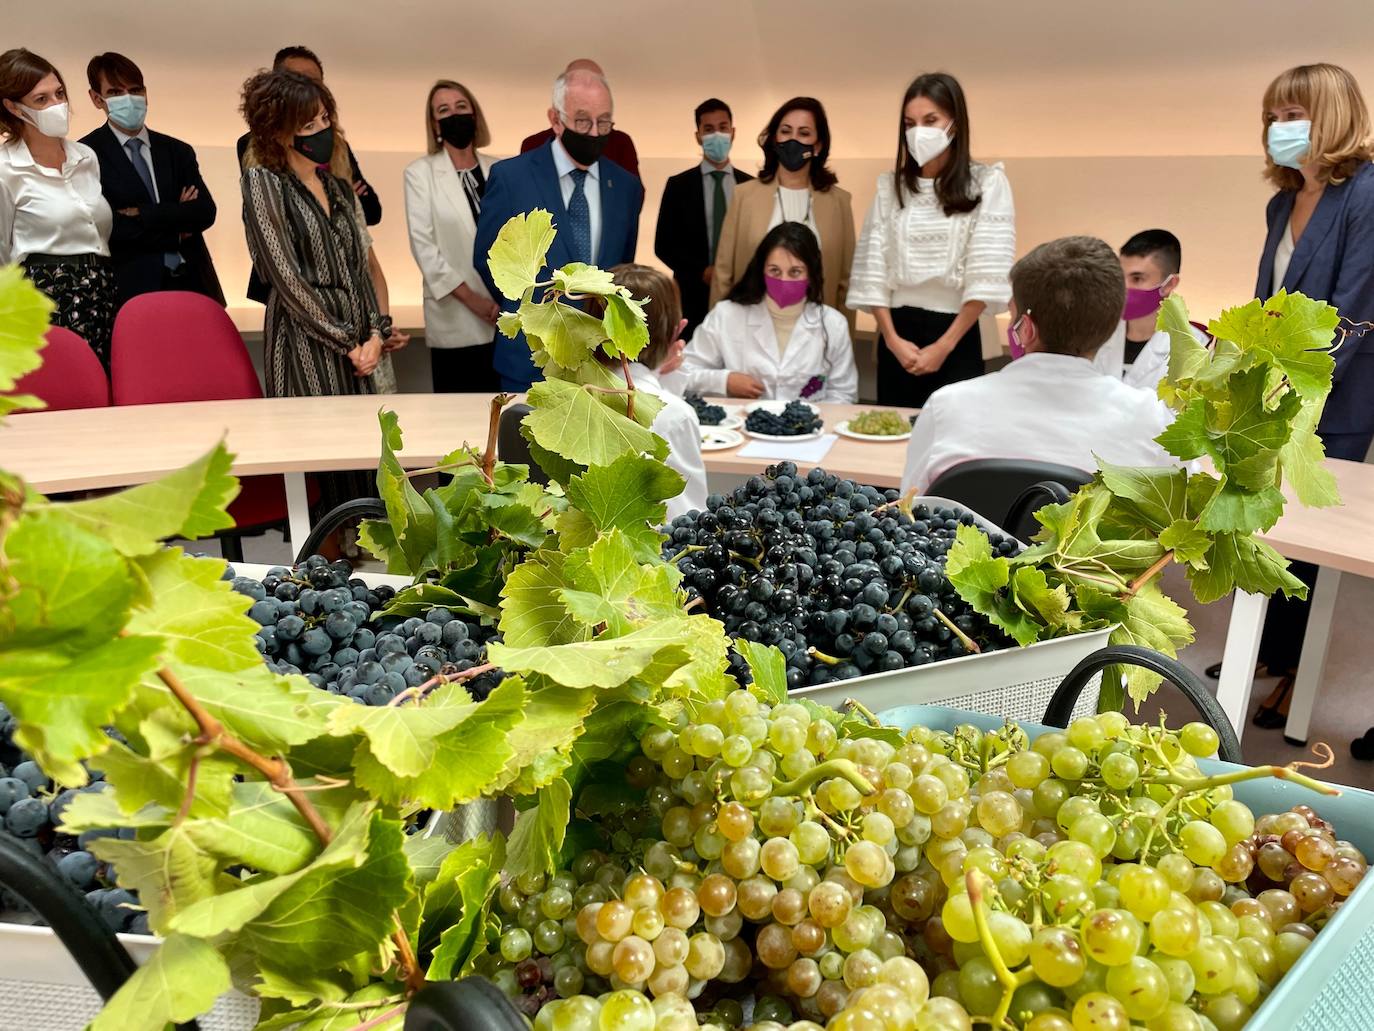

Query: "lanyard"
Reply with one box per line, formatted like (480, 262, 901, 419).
(774, 185, 813, 227)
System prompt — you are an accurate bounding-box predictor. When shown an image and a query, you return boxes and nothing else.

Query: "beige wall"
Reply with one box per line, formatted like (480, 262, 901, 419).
(20, 0, 1372, 331)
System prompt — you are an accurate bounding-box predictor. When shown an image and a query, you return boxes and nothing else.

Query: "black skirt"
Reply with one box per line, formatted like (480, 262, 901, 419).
(430, 340, 500, 393)
(876, 306, 985, 408)
(23, 253, 116, 369)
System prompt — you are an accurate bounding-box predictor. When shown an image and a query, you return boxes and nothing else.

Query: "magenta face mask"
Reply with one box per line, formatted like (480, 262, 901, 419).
(1121, 276, 1177, 321)
(1007, 310, 1031, 359)
(765, 275, 808, 307)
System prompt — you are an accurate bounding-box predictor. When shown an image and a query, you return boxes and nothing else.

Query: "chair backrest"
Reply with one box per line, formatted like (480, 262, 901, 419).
(496, 403, 549, 486)
(110, 291, 262, 405)
(927, 458, 1094, 540)
(9, 327, 109, 413)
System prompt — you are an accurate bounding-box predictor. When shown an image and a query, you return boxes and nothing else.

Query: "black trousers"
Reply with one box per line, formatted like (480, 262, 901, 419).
(1258, 428, 1373, 672)
(429, 341, 500, 394)
(876, 306, 985, 407)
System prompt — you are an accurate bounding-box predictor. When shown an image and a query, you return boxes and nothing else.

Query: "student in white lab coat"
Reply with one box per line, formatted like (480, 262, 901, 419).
(403, 79, 500, 392)
(674, 221, 858, 403)
(588, 264, 708, 519)
(902, 236, 1176, 494)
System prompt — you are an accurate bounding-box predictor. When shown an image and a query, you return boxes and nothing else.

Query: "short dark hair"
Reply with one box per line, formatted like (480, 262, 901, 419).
(86, 52, 144, 94)
(1011, 236, 1125, 358)
(1120, 229, 1182, 277)
(757, 96, 838, 191)
(729, 222, 825, 306)
(272, 45, 323, 72)
(0, 49, 65, 141)
(694, 98, 732, 127)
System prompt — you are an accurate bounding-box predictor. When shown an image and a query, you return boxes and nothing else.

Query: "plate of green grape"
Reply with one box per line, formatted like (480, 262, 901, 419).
(835, 408, 914, 442)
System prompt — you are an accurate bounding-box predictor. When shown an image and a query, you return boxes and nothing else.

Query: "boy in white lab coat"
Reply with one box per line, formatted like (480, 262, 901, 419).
(901, 235, 1176, 494)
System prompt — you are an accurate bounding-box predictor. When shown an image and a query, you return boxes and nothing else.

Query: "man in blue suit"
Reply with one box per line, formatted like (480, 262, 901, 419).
(475, 68, 644, 390)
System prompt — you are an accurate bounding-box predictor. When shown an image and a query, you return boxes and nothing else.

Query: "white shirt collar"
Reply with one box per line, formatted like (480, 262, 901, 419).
(3, 136, 89, 173)
(108, 122, 151, 151)
(700, 159, 734, 176)
(552, 137, 599, 181)
(1009, 351, 1104, 374)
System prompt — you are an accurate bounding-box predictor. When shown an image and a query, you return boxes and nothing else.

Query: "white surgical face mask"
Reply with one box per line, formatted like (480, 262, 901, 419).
(905, 123, 951, 168)
(19, 101, 70, 139)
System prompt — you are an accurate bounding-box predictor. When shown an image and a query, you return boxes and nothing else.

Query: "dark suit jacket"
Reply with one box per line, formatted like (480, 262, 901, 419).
(235, 132, 381, 304)
(1256, 160, 1374, 438)
(654, 163, 753, 336)
(79, 123, 224, 306)
(520, 128, 639, 178)
(474, 140, 644, 388)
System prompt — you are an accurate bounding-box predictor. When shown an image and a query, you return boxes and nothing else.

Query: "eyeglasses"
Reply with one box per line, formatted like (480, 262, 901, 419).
(562, 112, 614, 135)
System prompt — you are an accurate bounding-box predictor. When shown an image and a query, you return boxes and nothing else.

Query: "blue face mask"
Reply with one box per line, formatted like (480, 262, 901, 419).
(701, 131, 732, 164)
(105, 93, 148, 133)
(1267, 119, 1311, 170)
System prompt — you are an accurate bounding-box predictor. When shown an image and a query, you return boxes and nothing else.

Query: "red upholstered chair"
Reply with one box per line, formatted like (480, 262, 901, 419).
(9, 326, 109, 412)
(109, 291, 315, 559)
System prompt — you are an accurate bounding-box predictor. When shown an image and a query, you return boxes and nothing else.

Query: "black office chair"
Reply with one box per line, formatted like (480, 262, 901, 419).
(404, 978, 525, 1030)
(293, 498, 389, 565)
(496, 404, 549, 486)
(927, 458, 1093, 541)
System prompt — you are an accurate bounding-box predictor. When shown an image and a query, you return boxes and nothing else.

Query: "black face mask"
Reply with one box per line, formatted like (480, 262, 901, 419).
(437, 112, 477, 149)
(559, 125, 608, 167)
(774, 138, 813, 173)
(293, 125, 335, 165)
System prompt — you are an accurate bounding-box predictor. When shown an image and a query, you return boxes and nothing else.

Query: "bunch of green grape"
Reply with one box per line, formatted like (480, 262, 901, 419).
(847, 409, 910, 436)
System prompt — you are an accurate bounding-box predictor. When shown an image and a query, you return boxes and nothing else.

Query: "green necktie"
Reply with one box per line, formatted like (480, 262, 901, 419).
(710, 170, 727, 260)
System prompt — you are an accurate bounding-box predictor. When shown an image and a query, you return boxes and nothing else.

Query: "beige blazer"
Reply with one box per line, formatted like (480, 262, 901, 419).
(709, 178, 856, 315)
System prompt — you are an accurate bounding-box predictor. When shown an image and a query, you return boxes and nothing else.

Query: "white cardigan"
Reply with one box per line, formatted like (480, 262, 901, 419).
(402, 150, 498, 348)
(670, 299, 858, 403)
(848, 163, 1015, 315)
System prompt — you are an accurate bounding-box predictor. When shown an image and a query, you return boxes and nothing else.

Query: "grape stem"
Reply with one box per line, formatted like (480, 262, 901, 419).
(773, 758, 877, 798)
(1123, 550, 1175, 600)
(806, 646, 841, 666)
(172, 750, 202, 828)
(805, 790, 856, 843)
(343, 1002, 407, 1031)
(844, 699, 881, 727)
(934, 609, 981, 654)
(386, 662, 496, 707)
(480, 393, 515, 485)
(619, 353, 636, 421)
(966, 869, 1034, 1028)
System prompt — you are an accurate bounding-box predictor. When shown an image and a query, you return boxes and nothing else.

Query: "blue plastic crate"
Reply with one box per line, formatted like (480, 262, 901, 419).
(878, 703, 1374, 1031)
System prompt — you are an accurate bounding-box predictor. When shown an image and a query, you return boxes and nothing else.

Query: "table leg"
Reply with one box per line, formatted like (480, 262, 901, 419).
(283, 472, 312, 558)
(1283, 568, 1341, 746)
(1216, 591, 1269, 741)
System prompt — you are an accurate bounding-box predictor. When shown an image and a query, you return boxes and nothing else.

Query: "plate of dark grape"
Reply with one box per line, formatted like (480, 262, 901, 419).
(687, 394, 743, 430)
(743, 400, 824, 441)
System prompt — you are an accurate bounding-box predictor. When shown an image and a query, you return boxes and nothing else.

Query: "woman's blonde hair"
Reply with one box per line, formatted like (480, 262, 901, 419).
(425, 79, 491, 154)
(1262, 63, 1373, 189)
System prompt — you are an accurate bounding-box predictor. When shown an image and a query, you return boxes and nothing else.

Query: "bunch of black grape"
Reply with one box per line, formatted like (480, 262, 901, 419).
(664, 463, 1018, 690)
(0, 706, 143, 934)
(745, 400, 822, 436)
(231, 556, 503, 704)
(685, 394, 727, 426)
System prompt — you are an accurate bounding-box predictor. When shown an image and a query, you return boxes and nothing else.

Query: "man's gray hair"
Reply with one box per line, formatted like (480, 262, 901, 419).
(551, 68, 613, 117)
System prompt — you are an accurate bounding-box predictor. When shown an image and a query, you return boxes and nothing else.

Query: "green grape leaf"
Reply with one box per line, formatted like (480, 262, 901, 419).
(184, 781, 355, 876)
(600, 294, 650, 360)
(90, 824, 221, 935)
(0, 265, 55, 418)
(562, 528, 681, 633)
(98, 738, 235, 820)
(127, 549, 263, 671)
(1198, 482, 1286, 534)
(254, 984, 407, 1031)
(404, 835, 455, 889)
(496, 310, 524, 339)
(328, 683, 487, 779)
(58, 789, 173, 833)
(480, 490, 551, 548)
(488, 681, 598, 795)
(487, 208, 556, 301)
(487, 619, 691, 689)
(357, 517, 405, 575)
(1008, 566, 1075, 630)
(1157, 519, 1212, 568)
(661, 613, 735, 700)
(1155, 399, 1210, 462)
(1159, 295, 1209, 387)
(945, 523, 1010, 601)
(1187, 533, 1307, 605)
(517, 294, 606, 370)
(377, 583, 478, 621)
(352, 679, 526, 810)
(1214, 291, 1338, 400)
(373, 410, 440, 576)
(552, 262, 621, 296)
(1225, 449, 1280, 492)
(1280, 396, 1341, 508)
(505, 777, 572, 881)
(564, 453, 681, 561)
(735, 640, 787, 705)
(523, 423, 587, 486)
(1212, 367, 1301, 465)
(1080, 583, 1194, 705)
(498, 551, 591, 648)
(166, 661, 339, 755)
(90, 933, 231, 1031)
(523, 377, 668, 468)
(421, 832, 504, 966)
(1095, 461, 1189, 531)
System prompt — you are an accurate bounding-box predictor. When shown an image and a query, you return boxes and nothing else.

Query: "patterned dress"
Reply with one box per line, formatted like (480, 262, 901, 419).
(241, 166, 383, 511)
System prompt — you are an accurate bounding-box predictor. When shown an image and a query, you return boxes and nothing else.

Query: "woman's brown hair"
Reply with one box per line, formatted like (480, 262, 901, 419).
(0, 48, 65, 141)
(585, 264, 682, 370)
(1262, 63, 1374, 190)
(240, 69, 350, 179)
(424, 79, 492, 154)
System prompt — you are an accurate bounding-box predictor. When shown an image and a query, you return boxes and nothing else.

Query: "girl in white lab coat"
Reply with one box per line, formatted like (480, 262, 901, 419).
(589, 264, 708, 519)
(676, 221, 857, 403)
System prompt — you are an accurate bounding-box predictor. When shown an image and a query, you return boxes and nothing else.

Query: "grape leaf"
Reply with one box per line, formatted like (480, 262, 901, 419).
(90, 933, 230, 1031)
(1009, 566, 1075, 630)
(561, 529, 681, 634)
(0, 265, 54, 419)
(1079, 583, 1194, 705)
(480, 490, 550, 548)
(1095, 461, 1189, 531)
(373, 410, 439, 575)
(564, 453, 681, 561)
(254, 984, 407, 1031)
(376, 583, 478, 621)
(600, 293, 650, 360)
(487, 680, 597, 795)
(98, 738, 235, 820)
(487, 208, 556, 301)
(945, 523, 1010, 602)
(57, 444, 238, 556)
(1159, 295, 1209, 387)
(1213, 291, 1338, 400)
(518, 294, 606, 370)
(1197, 482, 1286, 533)
(552, 262, 621, 297)
(90, 824, 221, 934)
(184, 781, 355, 876)
(420, 832, 504, 966)
(127, 549, 263, 672)
(1187, 533, 1307, 605)
(1155, 399, 1210, 462)
(735, 640, 787, 704)
(498, 551, 591, 648)
(1279, 396, 1341, 508)
(505, 777, 572, 881)
(524, 377, 668, 468)
(487, 619, 691, 690)
(164, 661, 339, 754)
(1157, 519, 1212, 568)
(496, 310, 523, 339)
(661, 613, 735, 700)
(328, 683, 487, 779)
(1208, 367, 1301, 466)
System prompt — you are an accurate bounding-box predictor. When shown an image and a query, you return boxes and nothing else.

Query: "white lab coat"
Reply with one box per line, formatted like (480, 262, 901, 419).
(631, 362, 709, 519)
(402, 150, 498, 348)
(671, 299, 858, 403)
(901, 351, 1177, 494)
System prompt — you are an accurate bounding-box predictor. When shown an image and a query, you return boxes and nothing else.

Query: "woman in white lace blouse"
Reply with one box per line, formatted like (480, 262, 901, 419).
(849, 73, 1015, 407)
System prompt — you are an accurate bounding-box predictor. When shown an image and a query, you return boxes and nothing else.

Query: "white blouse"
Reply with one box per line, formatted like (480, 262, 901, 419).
(1272, 221, 1295, 295)
(769, 186, 821, 245)
(0, 138, 112, 265)
(629, 362, 708, 519)
(849, 162, 1014, 315)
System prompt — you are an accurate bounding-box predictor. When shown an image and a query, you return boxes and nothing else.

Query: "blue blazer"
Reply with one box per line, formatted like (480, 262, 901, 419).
(474, 141, 644, 388)
(1256, 160, 1374, 438)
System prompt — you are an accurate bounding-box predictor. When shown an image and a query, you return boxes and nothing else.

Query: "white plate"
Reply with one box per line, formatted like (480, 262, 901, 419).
(743, 428, 825, 443)
(705, 413, 744, 431)
(834, 419, 912, 443)
(700, 427, 745, 450)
